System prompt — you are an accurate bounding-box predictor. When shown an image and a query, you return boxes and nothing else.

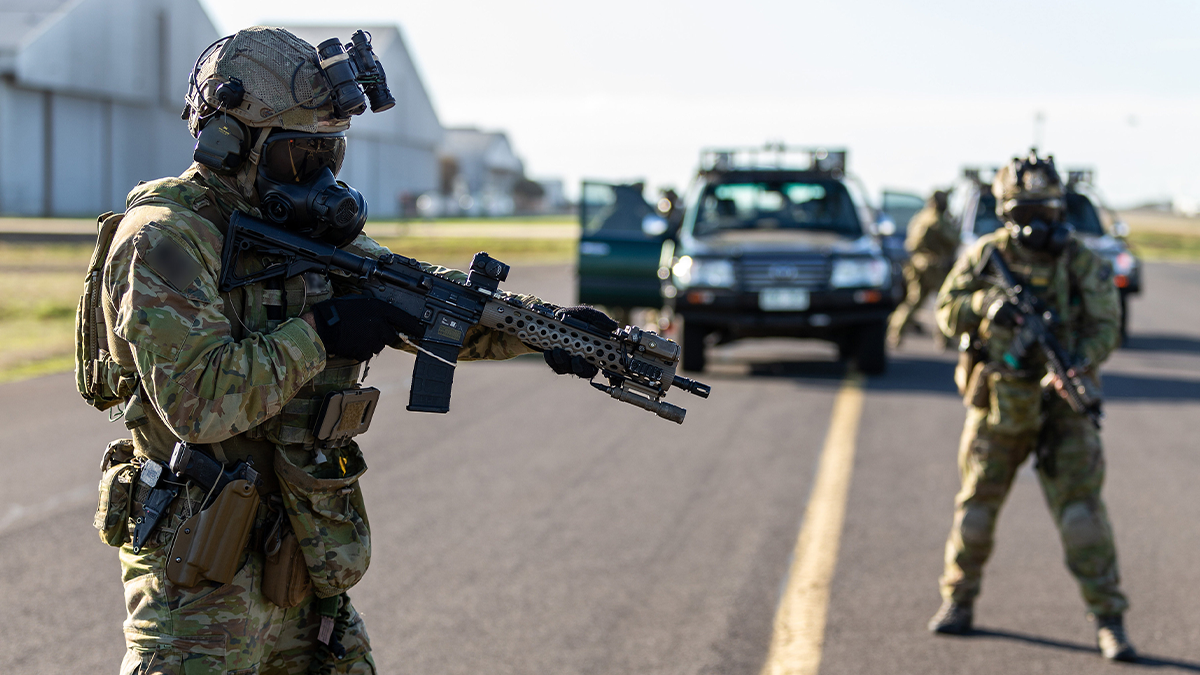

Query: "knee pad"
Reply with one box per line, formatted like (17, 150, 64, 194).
(1061, 501, 1106, 549)
(959, 504, 994, 545)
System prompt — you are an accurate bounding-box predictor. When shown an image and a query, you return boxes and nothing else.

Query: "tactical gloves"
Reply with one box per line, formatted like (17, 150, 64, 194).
(986, 298, 1023, 329)
(543, 306, 618, 379)
(554, 305, 619, 334)
(543, 348, 599, 379)
(310, 296, 422, 361)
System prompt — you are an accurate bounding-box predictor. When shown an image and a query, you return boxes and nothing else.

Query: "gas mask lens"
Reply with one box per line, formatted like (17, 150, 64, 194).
(1008, 202, 1062, 227)
(260, 131, 347, 184)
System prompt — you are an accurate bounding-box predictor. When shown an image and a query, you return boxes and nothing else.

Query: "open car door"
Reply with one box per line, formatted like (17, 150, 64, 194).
(576, 181, 671, 312)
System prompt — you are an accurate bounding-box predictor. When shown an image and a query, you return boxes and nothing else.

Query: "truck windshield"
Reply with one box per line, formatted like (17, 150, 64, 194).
(1065, 193, 1105, 235)
(693, 180, 862, 237)
(975, 192, 1105, 236)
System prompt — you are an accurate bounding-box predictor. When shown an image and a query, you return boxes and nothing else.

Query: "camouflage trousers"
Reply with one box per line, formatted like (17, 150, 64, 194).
(118, 522, 375, 674)
(888, 262, 950, 345)
(938, 403, 1129, 617)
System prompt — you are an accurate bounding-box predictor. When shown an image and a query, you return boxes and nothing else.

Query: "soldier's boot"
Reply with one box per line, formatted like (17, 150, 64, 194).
(1096, 615, 1137, 662)
(927, 600, 973, 635)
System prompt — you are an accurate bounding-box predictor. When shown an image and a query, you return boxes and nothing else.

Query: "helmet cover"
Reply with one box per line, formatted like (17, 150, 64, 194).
(185, 26, 351, 137)
(992, 150, 1064, 220)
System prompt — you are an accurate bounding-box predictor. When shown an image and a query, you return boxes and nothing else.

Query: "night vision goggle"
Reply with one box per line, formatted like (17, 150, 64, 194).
(316, 30, 396, 118)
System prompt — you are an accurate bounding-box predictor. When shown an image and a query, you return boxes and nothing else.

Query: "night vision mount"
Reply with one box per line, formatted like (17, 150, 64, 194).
(315, 30, 396, 117)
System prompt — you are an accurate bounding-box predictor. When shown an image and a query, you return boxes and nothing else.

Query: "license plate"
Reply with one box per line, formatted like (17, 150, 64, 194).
(759, 287, 810, 311)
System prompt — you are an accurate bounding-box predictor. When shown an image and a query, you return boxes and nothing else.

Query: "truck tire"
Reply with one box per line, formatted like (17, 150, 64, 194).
(681, 321, 707, 373)
(852, 321, 888, 375)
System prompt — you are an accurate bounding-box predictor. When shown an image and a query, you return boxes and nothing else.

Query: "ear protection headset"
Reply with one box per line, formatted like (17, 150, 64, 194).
(193, 78, 251, 173)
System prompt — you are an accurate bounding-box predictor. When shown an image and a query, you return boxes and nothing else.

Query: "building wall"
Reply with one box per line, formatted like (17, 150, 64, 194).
(0, 7, 443, 218)
(0, 81, 46, 215)
(0, 0, 217, 216)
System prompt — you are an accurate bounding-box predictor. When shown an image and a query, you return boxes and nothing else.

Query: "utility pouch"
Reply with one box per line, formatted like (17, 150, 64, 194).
(166, 479, 259, 587)
(312, 387, 380, 443)
(275, 444, 371, 598)
(94, 439, 137, 547)
(954, 333, 982, 397)
(262, 524, 313, 608)
(987, 373, 1044, 435)
(964, 362, 992, 409)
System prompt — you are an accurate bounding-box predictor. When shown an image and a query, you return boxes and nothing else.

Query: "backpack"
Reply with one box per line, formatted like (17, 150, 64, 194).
(74, 211, 139, 410)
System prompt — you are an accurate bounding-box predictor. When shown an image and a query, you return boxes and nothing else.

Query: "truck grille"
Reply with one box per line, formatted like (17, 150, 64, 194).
(740, 256, 830, 291)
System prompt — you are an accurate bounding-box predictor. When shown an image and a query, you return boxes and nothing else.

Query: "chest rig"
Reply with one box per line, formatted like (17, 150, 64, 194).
(227, 268, 372, 449)
(110, 177, 376, 479)
(989, 233, 1085, 365)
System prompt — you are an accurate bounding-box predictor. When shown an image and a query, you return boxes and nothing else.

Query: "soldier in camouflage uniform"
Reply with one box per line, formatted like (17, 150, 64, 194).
(86, 27, 603, 674)
(927, 151, 1135, 661)
(887, 189, 959, 348)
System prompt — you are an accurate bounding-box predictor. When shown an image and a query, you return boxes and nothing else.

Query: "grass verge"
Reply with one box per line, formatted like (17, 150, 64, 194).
(0, 236, 576, 384)
(1119, 211, 1200, 261)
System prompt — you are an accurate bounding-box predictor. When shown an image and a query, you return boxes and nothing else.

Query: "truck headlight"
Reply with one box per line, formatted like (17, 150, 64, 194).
(1113, 252, 1135, 275)
(672, 256, 735, 288)
(830, 257, 889, 288)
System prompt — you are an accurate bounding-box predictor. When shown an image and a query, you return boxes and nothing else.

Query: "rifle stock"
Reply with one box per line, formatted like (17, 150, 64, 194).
(219, 212, 711, 423)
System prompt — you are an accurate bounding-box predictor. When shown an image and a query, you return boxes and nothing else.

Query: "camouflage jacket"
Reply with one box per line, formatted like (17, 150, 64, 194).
(905, 206, 960, 271)
(902, 205, 960, 270)
(103, 164, 538, 467)
(935, 227, 1120, 376)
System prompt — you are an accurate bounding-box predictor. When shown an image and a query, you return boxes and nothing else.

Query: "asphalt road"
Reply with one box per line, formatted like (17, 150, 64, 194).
(1, 262, 1197, 674)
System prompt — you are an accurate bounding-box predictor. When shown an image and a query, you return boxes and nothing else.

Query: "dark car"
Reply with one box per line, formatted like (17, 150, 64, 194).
(662, 146, 898, 373)
(877, 189, 926, 263)
(950, 168, 1142, 342)
(575, 181, 673, 325)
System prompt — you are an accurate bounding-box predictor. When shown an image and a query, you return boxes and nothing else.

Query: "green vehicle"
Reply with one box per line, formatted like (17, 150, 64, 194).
(576, 181, 675, 323)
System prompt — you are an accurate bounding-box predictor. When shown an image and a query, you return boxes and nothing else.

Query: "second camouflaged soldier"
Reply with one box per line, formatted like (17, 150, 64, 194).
(888, 189, 959, 348)
(927, 151, 1135, 661)
(79, 27, 605, 674)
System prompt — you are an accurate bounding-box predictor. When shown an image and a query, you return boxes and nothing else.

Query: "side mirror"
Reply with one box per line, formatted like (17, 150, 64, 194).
(876, 217, 896, 237)
(1113, 220, 1130, 238)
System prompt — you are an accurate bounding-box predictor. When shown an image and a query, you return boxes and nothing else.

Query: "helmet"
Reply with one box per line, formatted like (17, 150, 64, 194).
(931, 189, 949, 212)
(185, 26, 350, 138)
(992, 150, 1071, 254)
(992, 150, 1064, 222)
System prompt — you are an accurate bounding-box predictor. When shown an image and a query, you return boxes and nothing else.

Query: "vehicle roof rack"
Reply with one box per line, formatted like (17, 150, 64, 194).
(699, 143, 848, 177)
(1066, 168, 1094, 187)
(961, 166, 1000, 184)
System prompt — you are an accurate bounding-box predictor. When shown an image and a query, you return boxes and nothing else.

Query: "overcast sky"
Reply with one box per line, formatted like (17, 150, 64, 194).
(199, 0, 1200, 207)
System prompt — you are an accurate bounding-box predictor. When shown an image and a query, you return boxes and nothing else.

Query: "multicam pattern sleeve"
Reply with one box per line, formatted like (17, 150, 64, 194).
(1067, 242, 1120, 367)
(935, 235, 993, 339)
(106, 204, 326, 444)
(344, 233, 541, 362)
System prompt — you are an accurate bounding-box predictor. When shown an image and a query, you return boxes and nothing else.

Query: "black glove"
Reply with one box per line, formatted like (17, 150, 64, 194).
(544, 306, 616, 377)
(311, 296, 422, 361)
(544, 348, 599, 379)
(986, 298, 1023, 329)
(554, 305, 619, 334)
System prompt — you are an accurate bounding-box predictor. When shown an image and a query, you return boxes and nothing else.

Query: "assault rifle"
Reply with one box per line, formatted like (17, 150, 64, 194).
(977, 247, 1103, 428)
(218, 212, 711, 423)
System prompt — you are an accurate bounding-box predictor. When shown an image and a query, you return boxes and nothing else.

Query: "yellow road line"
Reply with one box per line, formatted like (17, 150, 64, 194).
(760, 373, 865, 675)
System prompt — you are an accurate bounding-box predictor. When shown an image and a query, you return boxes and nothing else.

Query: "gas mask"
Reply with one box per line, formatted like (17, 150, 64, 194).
(1008, 201, 1071, 255)
(255, 130, 368, 248)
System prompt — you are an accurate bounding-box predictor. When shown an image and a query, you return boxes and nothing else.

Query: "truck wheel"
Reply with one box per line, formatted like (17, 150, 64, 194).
(852, 321, 888, 375)
(835, 333, 854, 363)
(681, 321, 707, 373)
